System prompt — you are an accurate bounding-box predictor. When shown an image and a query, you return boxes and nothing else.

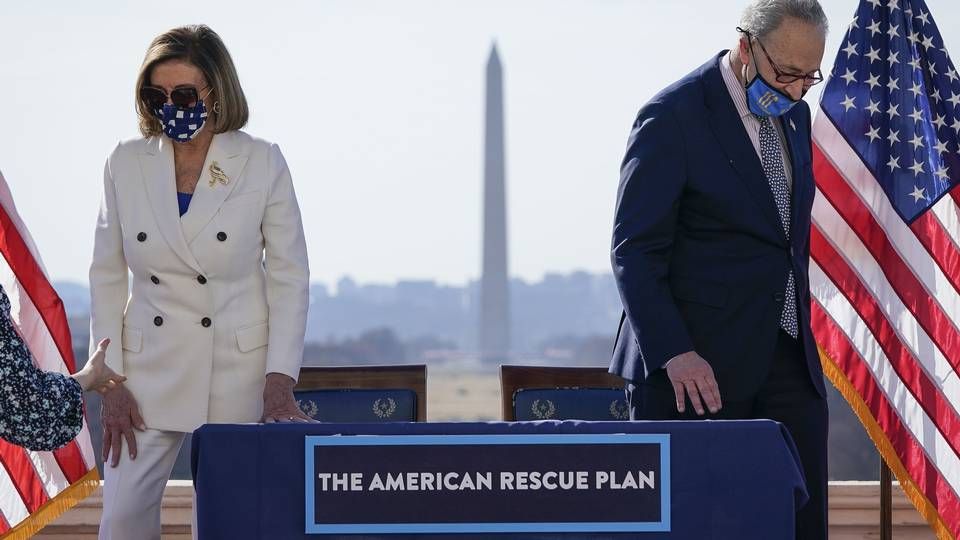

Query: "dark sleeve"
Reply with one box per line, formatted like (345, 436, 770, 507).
(0, 286, 83, 451)
(611, 101, 695, 374)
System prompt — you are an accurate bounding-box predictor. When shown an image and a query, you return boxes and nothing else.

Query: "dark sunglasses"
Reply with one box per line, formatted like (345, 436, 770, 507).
(139, 85, 210, 109)
(737, 27, 824, 86)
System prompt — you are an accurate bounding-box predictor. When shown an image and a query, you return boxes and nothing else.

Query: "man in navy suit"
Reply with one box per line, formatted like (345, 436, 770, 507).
(609, 1, 830, 537)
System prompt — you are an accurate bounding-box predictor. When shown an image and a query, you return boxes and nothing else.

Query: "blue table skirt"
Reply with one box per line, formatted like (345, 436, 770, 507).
(191, 420, 807, 540)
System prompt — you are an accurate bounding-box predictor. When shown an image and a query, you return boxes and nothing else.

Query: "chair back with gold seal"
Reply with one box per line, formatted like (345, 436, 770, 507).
(500, 365, 627, 422)
(294, 365, 427, 422)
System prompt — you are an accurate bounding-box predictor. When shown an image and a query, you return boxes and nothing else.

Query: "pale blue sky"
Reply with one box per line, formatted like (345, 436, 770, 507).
(2, 0, 958, 287)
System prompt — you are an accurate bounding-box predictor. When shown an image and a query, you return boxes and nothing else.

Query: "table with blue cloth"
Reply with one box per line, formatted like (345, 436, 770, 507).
(191, 420, 807, 540)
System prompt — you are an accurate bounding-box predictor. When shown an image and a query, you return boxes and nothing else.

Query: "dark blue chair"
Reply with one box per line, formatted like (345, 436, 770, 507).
(500, 365, 627, 421)
(294, 365, 427, 422)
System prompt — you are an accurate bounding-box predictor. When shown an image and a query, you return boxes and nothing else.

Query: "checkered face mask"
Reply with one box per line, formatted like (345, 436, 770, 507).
(153, 100, 209, 143)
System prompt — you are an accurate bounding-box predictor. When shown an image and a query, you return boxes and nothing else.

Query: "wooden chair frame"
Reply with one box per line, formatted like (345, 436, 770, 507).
(499, 365, 624, 421)
(296, 365, 428, 421)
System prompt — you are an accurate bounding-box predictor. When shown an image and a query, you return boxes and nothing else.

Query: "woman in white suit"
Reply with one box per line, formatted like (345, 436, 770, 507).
(90, 25, 311, 539)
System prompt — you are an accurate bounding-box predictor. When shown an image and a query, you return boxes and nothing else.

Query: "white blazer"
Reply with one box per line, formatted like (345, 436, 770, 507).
(89, 131, 309, 432)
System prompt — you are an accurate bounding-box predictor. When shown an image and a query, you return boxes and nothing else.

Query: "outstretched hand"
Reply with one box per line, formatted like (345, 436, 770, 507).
(73, 338, 126, 393)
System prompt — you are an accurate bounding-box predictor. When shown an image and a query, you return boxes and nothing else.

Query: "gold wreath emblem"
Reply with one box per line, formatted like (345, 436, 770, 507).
(208, 161, 230, 187)
(531, 399, 557, 420)
(373, 398, 397, 418)
(297, 399, 319, 419)
(609, 399, 629, 420)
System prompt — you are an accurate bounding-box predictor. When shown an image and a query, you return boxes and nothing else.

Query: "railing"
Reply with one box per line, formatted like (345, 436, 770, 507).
(33, 481, 935, 539)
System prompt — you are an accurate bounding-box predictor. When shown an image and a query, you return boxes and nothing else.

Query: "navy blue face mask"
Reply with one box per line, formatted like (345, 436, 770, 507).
(152, 100, 209, 143)
(744, 68, 799, 118)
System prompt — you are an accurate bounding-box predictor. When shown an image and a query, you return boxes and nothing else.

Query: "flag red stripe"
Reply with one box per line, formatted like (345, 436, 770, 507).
(909, 209, 960, 297)
(0, 508, 10, 533)
(813, 147, 960, 380)
(51, 441, 89, 485)
(813, 303, 960, 536)
(0, 441, 48, 514)
(816, 143, 960, 299)
(811, 227, 960, 458)
(0, 202, 91, 482)
(0, 203, 75, 370)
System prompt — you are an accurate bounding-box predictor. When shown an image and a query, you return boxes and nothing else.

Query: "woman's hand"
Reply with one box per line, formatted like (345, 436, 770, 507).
(72, 338, 126, 393)
(261, 373, 314, 423)
(100, 383, 146, 467)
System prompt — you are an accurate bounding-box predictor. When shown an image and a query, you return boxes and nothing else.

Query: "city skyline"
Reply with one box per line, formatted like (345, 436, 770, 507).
(57, 268, 624, 357)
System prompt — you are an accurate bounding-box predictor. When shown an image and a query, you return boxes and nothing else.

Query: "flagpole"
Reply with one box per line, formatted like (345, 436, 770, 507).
(880, 459, 892, 540)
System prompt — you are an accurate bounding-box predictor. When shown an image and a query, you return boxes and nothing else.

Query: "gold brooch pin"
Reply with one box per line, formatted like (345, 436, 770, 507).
(208, 161, 229, 187)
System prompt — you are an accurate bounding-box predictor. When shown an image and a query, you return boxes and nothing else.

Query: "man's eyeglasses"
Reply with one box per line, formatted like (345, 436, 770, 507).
(737, 27, 823, 86)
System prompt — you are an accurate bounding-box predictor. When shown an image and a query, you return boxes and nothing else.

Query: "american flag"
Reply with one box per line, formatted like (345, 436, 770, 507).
(813, 0, 960, 537)
(0, 171, 98, 538)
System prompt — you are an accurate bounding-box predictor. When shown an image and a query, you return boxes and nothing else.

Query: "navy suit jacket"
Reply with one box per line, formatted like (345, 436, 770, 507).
(609, 51, 827, 400)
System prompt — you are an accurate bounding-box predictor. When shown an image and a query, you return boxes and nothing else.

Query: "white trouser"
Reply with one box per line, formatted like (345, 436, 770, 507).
(98, 428, 194, 540)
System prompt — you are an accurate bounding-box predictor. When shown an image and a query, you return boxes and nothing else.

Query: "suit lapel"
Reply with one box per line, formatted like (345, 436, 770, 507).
(702, 53, 788, 244)
(780, 110, 811, 245)
(180, 131, 249, 244)
(138, 137, 203, 272)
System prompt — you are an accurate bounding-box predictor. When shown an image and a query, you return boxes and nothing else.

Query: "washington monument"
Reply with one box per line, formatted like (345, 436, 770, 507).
(479, 43, 509, 363)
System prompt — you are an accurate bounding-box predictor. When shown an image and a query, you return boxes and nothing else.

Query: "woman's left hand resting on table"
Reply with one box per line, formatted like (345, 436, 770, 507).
(261, 372, 315, 423)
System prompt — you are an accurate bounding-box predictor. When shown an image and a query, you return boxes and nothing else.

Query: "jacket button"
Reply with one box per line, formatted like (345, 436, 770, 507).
(154, 316, 163, 326)
(201, 317, 212, 328)
(150, 275, 160, 285)
(773, 292, 785, 303)
(137, 232, 147, 242)
(197, 275, 207, 285)
(217, 232, 227, 242)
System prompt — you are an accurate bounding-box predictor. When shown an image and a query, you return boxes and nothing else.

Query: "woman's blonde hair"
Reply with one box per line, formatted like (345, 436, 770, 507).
(134, 25, 248, 137)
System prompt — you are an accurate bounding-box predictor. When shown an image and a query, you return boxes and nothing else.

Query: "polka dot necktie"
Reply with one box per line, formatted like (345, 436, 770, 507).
(758, 116, 799, 339)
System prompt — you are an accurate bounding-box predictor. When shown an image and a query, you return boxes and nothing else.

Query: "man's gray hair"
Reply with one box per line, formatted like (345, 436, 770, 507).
(739, 0, 829, 40)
